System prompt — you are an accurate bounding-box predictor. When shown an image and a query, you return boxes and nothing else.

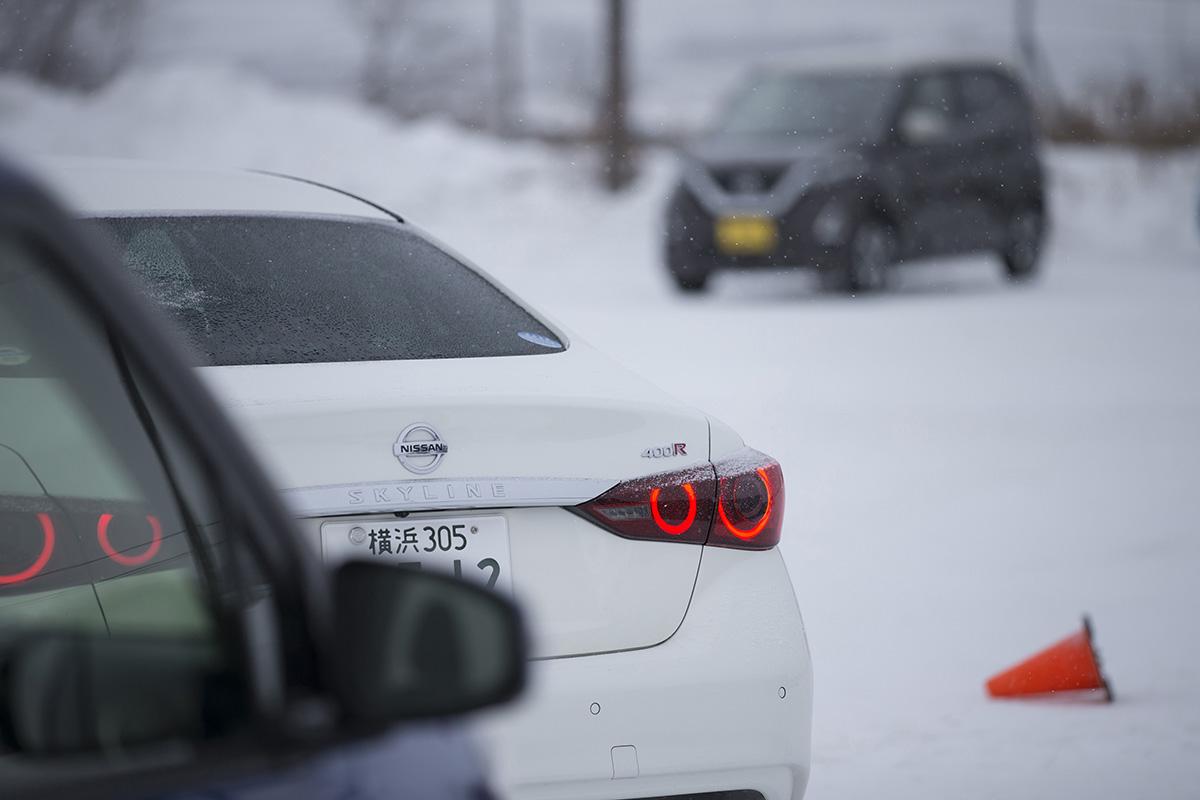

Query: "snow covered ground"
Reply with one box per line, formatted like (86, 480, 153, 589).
(2, 68, 1200, 798)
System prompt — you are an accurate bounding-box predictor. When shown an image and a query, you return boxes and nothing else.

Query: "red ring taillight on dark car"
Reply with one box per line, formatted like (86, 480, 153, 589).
(97, 513, 164, 567)
(573, 448, 785, 550)
(0, 512, 56, 585)
(0, 507, 168, 589)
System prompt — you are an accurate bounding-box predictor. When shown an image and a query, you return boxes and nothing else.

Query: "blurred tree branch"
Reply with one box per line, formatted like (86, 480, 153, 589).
(0, 0, 143, 89)
(346, 0, 490, 127)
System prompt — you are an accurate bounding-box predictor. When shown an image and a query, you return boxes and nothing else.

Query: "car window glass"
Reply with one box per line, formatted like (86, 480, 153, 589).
(960, 71, 1025, 137)
(0, 225, 283, 767)
(906, 74, 958, 122)
(95, 216, 565, 366)
(0, 231, 259, 753)
(714, 71, 900, 141)
(0, 238, 212, 637)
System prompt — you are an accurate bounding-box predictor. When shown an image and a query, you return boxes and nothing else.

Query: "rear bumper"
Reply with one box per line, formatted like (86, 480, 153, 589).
(476, 546, 813, 800)
(666, 184, 844, 272)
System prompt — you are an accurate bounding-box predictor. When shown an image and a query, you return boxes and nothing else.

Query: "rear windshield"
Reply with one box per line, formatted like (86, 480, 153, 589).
(715, 71, 900, 141)
(96, 216, 564, 365)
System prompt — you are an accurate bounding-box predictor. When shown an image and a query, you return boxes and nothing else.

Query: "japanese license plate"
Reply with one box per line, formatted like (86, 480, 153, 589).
(320, 515, 512, 595)
(715, 214, 778, 255)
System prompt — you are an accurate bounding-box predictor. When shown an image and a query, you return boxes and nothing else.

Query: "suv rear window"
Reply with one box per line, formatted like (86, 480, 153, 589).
(96, 216, 564, 365)
(715, 71, 900, 141)
(959, 70, 1031, 138)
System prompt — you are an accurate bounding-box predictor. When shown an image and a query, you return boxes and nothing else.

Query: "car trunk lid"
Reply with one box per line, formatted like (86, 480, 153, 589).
(200, 345, 712, 658)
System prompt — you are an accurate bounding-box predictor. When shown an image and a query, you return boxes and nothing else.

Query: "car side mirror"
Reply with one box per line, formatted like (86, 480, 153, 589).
(0, 634, 240, 755)
(898, 107, 951, 146)
(331, 561, 526, 723)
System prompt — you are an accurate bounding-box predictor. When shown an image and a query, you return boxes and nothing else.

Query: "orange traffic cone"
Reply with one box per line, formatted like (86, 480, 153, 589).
(986, 615, 1113, 702)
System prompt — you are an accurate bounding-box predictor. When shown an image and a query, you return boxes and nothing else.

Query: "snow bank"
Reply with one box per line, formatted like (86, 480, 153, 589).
(0, 64, 560, 217)
(0, 64, 679, 306)
(1050, 146, 1200, 256)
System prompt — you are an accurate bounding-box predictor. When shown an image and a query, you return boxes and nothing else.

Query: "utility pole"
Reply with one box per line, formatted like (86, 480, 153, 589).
(1012, 0, 1060, 108)
(599, 0, 634, 192)
(1014, 0, 1037, 78)
(1163, 0, 1187, 93)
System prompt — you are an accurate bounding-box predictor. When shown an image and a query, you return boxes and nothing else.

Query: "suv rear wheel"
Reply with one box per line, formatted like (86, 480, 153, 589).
(822, 218, 896, 294)
(666, 242, 711, 293)
(1002, 206, 1044, 282)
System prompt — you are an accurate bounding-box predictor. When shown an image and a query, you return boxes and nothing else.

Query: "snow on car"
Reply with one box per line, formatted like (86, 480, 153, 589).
(42, 159, 814, 800)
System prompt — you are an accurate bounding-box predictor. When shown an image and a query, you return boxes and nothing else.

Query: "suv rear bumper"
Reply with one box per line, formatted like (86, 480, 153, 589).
(476, 546, 813, 800)
(666, 184, 844, 272)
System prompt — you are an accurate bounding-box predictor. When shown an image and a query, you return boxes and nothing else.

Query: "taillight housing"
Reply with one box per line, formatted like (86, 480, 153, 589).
(0, 512, 56, 586)
(709, 451, 784, 550)
(573, 448, 785, 550)
(573, 462, 716, 544)
(0, 504, 171, 591)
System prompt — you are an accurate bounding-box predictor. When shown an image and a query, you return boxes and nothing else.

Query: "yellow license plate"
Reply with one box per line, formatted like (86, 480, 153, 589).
(715, 215, 778, 255)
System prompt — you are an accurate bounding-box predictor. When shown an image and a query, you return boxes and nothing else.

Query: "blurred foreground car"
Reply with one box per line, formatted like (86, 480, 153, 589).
(666, 56, 1046, 293)
(0, 160, 526, 799)
(43, 159, 815, 800)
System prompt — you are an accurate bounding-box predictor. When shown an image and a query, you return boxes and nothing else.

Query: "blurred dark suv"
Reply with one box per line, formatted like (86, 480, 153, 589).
(664, 58, 1046, 293)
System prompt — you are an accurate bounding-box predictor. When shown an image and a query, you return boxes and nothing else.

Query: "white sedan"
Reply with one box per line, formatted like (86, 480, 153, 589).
(42, 159, 814, 800)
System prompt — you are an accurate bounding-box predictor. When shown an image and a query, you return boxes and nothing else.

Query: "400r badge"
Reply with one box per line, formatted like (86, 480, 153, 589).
(642, 442, 687, 459)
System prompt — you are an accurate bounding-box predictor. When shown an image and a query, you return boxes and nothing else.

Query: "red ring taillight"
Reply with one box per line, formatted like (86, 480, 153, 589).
(574, 463, 715, 544)
(97, 513, 163, 567)
(710, 454, 784, 550)
(716, 468, 774, 540)
(650, 483, 697, 535)
(574, 448, 784, 550)
(0, 513, 56, 585)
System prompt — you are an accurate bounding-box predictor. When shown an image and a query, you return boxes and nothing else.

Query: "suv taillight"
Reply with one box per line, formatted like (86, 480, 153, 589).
(573, 448, 785, 550)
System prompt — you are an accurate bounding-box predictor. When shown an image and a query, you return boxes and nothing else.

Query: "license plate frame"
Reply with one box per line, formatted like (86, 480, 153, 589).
(320, 514, 512, 595)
